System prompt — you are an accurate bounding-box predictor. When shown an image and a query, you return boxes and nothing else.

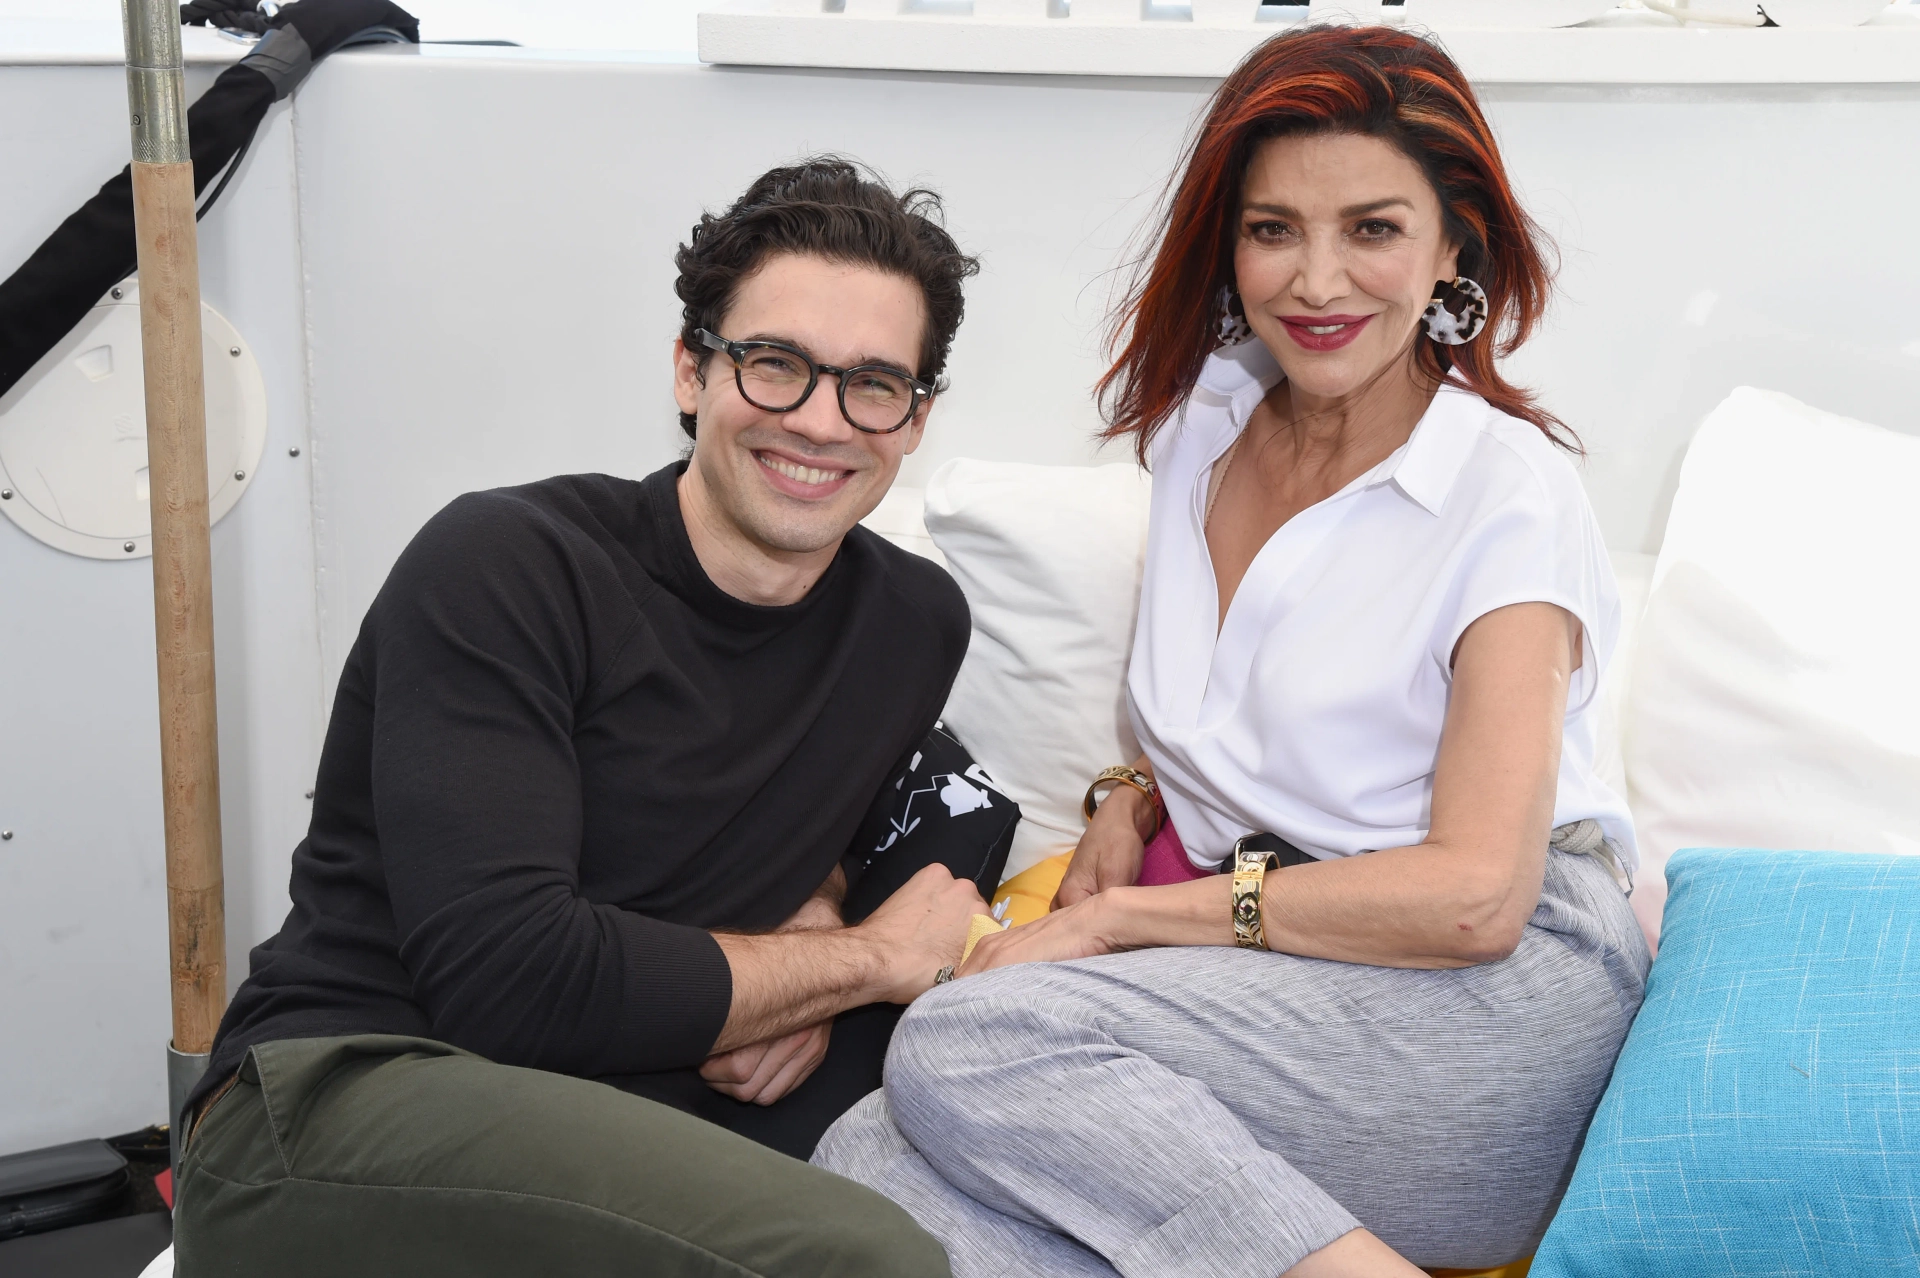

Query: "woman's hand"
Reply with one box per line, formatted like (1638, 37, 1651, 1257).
(1053, 781, 1156, 910)
(960, 891, 1139, 976)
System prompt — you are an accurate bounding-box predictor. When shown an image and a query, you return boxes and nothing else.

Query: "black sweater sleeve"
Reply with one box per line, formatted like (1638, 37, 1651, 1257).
(365, 492, 732, 1075)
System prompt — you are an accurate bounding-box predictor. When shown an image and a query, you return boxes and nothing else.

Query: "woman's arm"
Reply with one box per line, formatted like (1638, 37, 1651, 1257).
(1052, 754, 1160, 909)
(962, 601, 1580, 975)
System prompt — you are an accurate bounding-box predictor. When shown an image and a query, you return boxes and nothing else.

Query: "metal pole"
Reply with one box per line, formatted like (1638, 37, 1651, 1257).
(119, 0, 227, 1177)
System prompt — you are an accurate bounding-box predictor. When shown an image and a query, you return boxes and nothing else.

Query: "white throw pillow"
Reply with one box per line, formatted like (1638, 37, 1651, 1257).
(922, 459, 1154, 878)
(860, 485, 946, 568)
(1625, 388, 1920, 947)
(1593, 549, 1656, 800)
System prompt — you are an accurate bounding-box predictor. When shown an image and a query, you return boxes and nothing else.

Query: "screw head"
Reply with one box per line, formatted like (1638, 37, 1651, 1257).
(304, 790, 314, 800)
(229, 346, 241, 357)
(110, 286, 124, 300)
(123, 541, 136, 553)
(234, 469, 247, 481)
(1, 830, 12, 841)
(0, 488, 11, 500)
(288, 446, 301, 457)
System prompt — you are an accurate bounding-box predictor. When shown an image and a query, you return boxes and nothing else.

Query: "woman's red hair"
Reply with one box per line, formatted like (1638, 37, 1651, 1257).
(1098, 25, 1572, 462)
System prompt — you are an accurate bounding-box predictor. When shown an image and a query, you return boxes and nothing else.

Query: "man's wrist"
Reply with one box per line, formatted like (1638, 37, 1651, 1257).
(843, 924, 905, 1004)
(707, 925, 889, 1055)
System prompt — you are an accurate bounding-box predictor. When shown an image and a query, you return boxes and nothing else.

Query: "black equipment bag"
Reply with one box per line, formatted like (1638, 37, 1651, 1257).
(0, 1139, 131, 1239)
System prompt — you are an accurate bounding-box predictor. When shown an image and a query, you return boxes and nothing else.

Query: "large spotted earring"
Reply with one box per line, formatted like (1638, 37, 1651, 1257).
(1422, 276, 1489, 346)
(1216, 285, 1254, 347)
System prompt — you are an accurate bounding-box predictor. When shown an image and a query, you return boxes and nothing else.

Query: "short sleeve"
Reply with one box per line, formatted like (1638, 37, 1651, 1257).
(1430, 444, 1619, 715)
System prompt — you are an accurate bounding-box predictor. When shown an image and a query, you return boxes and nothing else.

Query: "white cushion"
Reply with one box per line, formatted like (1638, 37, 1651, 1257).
(1624, 388, 1920, 946)
(860, 484, 946, 568)
(138, 1245, 173, 1278)
(920, 459, 1154, 878)
(1593, 549, 1656, 800)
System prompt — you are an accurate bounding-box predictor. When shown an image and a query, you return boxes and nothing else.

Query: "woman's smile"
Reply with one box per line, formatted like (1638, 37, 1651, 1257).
(1278, 312, 1373, 352)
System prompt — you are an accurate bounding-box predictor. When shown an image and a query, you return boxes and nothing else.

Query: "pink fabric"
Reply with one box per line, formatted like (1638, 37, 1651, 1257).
(1136, 820, 1215, 886)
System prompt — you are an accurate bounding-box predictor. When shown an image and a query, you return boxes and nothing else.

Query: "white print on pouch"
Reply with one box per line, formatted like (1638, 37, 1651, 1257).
(872, 764, 1005, 853)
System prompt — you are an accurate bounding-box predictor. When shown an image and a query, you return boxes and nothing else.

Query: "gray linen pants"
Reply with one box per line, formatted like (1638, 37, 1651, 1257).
(814, 831, 1649, 1277)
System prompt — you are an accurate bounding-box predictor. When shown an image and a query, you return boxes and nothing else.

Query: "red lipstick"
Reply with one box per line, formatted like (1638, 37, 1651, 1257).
(1278, 313, 1373, 352)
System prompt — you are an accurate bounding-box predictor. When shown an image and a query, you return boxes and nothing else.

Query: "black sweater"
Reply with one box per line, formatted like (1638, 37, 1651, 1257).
(199, 463, 969, 1099)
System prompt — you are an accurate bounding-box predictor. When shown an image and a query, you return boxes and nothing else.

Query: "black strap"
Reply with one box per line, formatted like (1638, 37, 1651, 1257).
(0, 0, 419, 400)
(1216, 832, 1317, 874)
(0, 65, 274, 398)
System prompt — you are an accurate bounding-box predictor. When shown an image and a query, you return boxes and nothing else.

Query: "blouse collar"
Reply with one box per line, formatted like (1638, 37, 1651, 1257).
(1193, 343, 1490, 519)
(1386, 385, 1487, 517)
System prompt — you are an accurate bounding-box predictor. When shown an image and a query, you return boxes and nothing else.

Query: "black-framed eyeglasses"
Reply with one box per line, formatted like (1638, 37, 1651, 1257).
(694, 329, 934, 435)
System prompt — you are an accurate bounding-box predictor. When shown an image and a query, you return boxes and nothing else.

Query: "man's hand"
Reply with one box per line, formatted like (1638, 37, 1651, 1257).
(705, 863, 986, 1056)
(857, 862, 993, 1002)
(700, 1021, 832, 1105)
(701, 866, 845, 1103)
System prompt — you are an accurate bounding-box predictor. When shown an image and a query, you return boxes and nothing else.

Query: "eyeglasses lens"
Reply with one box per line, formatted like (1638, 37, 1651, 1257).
(840, 368, 915, 432)
(738, 347, 913, 432)
(738, 348, 812, 411)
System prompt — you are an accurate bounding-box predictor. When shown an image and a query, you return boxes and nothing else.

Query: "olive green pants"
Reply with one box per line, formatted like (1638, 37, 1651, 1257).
(173, 1034, 951, 1278)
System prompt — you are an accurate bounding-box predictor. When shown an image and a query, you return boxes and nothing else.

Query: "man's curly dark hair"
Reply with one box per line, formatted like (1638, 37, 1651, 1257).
(674, 156, 980, 439)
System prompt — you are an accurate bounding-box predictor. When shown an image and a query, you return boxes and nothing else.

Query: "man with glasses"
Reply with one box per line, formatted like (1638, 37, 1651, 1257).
(171, 158, 990, 1277)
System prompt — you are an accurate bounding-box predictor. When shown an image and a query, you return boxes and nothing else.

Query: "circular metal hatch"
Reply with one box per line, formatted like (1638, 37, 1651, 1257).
(0, 282, 267, 560)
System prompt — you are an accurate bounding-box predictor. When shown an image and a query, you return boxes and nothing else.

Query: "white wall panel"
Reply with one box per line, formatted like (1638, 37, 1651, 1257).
(297, 48, 1920, 701)
(1484, 83, 1920, 548)
(2, 38, 1917, 1153)
(291, 51, 1206, 692)
(0, 71, 323, 1155)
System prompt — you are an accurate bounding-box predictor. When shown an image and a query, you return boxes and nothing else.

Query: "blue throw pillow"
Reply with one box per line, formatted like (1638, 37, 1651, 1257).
(1533, 847, 1920, 1276)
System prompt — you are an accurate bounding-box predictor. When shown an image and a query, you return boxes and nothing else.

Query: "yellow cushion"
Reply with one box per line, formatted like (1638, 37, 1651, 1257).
(1427, 1262, 1531, 1278)
(990, 850, 1074, 926)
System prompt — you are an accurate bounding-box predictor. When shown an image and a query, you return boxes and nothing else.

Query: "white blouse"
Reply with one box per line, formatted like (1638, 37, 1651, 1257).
(1127, 341, 1636, 872)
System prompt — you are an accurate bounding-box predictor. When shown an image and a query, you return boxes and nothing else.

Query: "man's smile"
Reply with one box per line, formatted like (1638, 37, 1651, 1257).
(755, 449, 855, 495)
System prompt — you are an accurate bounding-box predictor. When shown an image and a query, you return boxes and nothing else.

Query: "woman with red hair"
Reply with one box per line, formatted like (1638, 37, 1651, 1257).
(816, 26, 1646, 1277)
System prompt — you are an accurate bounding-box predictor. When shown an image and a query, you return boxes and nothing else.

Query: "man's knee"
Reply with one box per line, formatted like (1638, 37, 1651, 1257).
(798, 1185, 953, 1278)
